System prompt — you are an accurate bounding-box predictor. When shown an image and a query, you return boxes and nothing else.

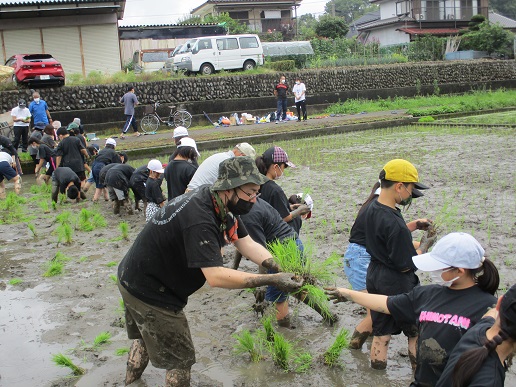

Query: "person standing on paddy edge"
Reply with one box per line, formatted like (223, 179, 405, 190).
(11, 99, 31, 153)
(292, 77, 307, 121)
(326, 232, 499, 386)
(120, 85, 140, 139)
(274, 75, 288, 123)
(364, 159, 432, 370)
(29, 92, 52, 126)
(117, 157, 302, 386)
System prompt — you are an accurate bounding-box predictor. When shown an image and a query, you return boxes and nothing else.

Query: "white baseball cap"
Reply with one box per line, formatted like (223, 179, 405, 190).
(178, 137, 200, 156)
(173, 126, 189, 138)
(412, 232, 485, 272)
(235, 142, 256, 158)
(147, 159, 164, 174)
(106, 138, 116, 146)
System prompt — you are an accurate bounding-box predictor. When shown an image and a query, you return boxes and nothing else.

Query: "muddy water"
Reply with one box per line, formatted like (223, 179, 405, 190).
(1, 125, 516, 386)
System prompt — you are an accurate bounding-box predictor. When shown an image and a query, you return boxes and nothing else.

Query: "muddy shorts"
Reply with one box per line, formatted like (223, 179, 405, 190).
(118, 283, 196, 370)
(0, 161, 17, 182)
(366, 261, 419, 337)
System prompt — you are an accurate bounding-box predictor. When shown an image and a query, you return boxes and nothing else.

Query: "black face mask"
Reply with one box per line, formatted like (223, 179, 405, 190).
(227, 190, 254, 215)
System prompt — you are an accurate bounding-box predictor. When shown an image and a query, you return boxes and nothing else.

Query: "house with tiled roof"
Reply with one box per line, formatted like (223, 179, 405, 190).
(0, 0, 125, 75)
(191, 0, 302, 35)
(355, 0, 490, 46)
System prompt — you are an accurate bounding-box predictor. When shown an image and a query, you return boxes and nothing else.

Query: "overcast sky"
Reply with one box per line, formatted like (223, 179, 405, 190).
(121, 0, 328, 26)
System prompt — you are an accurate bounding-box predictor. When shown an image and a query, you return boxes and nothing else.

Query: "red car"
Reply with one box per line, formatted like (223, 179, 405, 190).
(5, 54, 65, 86)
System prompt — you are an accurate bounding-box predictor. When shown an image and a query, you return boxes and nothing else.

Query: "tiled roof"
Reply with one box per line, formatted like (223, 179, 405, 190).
(358, 15, 411, 30)
(489, 11, 516, 28)
(192, 0, 301, 14)
(0, 0, 117, 5)
(119, 23, 220, 29)
(398, 28, 463, 35)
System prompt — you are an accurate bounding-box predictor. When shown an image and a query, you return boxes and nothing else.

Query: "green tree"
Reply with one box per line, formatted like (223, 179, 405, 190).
(315, 16, 349, 39)
(178, 12, 249, 34)
(489, 0, 516, 19)
(461, 21, 515, 55)
(298, 13, 318, 40)
(324, 0, 378, 24)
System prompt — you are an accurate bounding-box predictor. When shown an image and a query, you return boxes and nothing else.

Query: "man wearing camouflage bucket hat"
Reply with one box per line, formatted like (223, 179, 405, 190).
(117, 156, 302, 387)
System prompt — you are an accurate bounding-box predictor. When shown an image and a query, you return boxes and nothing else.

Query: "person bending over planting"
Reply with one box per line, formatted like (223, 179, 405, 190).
(51, 167, 86, 203)
(117, 157, 302, 387)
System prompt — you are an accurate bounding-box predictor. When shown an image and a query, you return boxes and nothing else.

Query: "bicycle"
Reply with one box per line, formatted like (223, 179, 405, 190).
(140, 101, 192, 134)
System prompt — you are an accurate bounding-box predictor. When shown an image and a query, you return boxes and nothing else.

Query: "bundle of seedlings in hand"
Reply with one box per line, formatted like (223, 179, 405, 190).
(323, 328, 350, 367)
(51, 353, 85, 375)
(233, 329, 263, 362)
(267, 239, 340, 322)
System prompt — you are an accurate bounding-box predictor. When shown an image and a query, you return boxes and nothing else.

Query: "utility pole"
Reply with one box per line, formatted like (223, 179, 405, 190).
(332, 0, 336, 17)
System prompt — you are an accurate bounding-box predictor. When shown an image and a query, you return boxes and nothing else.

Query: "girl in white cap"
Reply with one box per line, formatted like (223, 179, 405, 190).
(326, 232, 500, 387)
(145, 159, 165, 222)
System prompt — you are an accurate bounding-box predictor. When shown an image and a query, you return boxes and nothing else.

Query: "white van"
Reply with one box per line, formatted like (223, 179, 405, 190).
(173, 34, 264, 75)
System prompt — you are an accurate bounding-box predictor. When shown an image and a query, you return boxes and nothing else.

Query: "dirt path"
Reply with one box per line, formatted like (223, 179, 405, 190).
(1, 122, 515, 386)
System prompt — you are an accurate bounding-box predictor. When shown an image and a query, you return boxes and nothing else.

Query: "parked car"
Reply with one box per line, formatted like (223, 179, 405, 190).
(132, 49, 174, 74)
(163, 44, 183, 74)
(5, 54, 65, 86)
(173, 34, 264, 75)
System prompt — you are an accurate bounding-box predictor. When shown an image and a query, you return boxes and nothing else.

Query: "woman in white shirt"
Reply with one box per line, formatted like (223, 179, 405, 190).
(292, 78, 307, 121)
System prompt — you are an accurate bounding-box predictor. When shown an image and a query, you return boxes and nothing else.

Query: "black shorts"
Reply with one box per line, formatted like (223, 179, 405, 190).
(118, 283, 196, 370)
(366, 260, 419, 337)
(0, 161, 17, 182)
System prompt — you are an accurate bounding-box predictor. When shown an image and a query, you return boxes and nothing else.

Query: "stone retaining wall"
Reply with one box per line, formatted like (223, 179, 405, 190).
(1, 60, 515, 114)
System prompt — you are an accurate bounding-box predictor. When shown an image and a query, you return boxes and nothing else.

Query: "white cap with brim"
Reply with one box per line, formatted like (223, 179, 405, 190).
(173, 126, 189, 138)
(106, 138, 116, 146)
(178, 137, 200, 157)
(412, 232, 485, 272)
(147, 159, 164, 174)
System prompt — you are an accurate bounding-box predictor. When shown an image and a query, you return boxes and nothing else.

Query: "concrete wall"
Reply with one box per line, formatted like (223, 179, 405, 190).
(0, 60, 514, 119)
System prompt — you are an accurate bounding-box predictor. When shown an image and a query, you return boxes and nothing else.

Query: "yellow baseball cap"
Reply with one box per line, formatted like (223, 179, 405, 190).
(381, 159, 429, 196)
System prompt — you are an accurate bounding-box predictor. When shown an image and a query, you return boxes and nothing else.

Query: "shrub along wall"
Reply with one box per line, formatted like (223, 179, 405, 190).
(0, 60, 515, 114)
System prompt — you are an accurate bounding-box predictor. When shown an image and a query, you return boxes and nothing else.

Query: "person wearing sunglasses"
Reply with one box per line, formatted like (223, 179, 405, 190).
(326, 232, 499, 387)
(117, 156, 302, 387)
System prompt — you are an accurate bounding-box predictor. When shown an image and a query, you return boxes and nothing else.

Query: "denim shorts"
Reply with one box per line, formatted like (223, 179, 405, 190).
(343, 243, 371, 291)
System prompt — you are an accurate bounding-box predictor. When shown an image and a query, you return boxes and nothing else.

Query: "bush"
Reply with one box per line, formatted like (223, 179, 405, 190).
(265, 60, 296, 72)
(407, 35, 446, 61)
(268, 54, 310, 69)
(418, 116, 435, 122)
(315, 15, 349, 39)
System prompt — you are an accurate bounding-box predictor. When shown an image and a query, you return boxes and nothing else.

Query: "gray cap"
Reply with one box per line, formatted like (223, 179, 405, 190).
(212, 156, 267, 191)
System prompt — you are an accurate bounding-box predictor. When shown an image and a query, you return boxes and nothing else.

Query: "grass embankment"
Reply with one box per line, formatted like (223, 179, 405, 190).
(326, 89, 516, 117)
(440, 110, 516, 125)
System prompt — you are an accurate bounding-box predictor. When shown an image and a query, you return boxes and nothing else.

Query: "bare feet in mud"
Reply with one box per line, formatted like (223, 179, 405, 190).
(349, 329, 371, 350)
(125, 339, 149, 385)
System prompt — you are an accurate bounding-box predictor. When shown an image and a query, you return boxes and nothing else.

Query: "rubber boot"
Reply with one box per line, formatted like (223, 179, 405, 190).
(113, 200, 121, 215)
(125, 339, 149, 386)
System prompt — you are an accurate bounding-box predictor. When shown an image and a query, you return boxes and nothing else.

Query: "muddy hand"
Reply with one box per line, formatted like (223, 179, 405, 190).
(291, 204, 310, 219)
(324, 287, 349, 304)
(271, 273, 303, 293)
(419, 222, 438, 253)
(261, 257, 280, 272)
(416, 219, 433, 230)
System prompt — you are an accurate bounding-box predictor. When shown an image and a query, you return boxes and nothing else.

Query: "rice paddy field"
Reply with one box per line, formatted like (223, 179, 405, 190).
(0, 118, 515, 386)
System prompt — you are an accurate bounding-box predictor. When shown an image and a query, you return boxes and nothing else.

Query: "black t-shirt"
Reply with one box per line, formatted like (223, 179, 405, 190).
(240, 197, 297, 247)
(387, 285, 497, 387)
(95, 148, 121, 165)
(38, 143, 55, 162)
(364, 199, 417, 272)
(259, 179, 302, 235)
(105, 164, 135, 190)
(53, 167, 81, 193)
(99, 163, 117, 186)
(145, 177, 164, 204)
(0, 135, 18, 157)
(349, 198, 377, 246)
(130, 165, 149, 187)
(164, 159, 197, 200)
(118, 185, 249, 310)
(55, 136, 85, 173)
(436, 317, 505, 387)
(275, 82, 288, 99)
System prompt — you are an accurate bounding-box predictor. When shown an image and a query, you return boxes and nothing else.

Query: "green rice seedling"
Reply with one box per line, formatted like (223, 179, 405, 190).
(51, 201, 57, 211)
(109, 274, 118, 284)
(115, 347, 130, 356)
(55, 210, 72, 225)
(39, 200, 50, 213)
(51, 353, 85, 375)
(93, 331, 112, 348)
(0, 192, 27, 223)
(270, 332, 293, 371)
(78, 256, 88, 263)
(297, 285, 333, 321)
(293, 351, 313, 373)
(116, 298, 125, 314)
(43, 260, 64, 277)
(54, 252, 71, 263)
(233, 329, 263, 362)
(261, 314, 276, 343)
(56, 223, 73, 245)
(92, 213, 107, 228)
(8, 278, 22, 285)
(323, 328, 350, 366)
(119, 222, 129, 240)
(106, 261, 117, 267)
(27, 223, 38, 237)
(59, 193, 67, 204)
(76, 208, 107, 231)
